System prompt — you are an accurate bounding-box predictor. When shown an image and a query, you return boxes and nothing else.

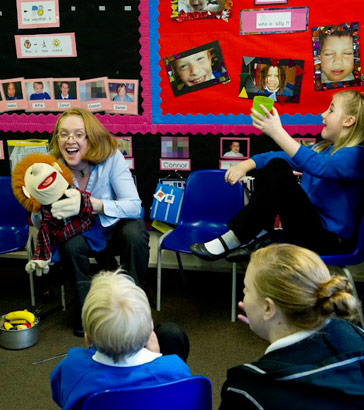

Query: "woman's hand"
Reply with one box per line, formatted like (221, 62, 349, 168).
(225, 159, 256, 185)
(251, 106, 283, 139)
(237, 301, 250, 325)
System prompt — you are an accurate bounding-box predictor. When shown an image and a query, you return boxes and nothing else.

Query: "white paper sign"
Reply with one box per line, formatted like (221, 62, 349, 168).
(19, 1, 58, 26)
(256, 12, 291, 29)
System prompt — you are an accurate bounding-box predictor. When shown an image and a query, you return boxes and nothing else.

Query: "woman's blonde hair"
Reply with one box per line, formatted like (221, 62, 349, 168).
(82, 270, 152, 362)
(50, 108, 117, 164)
(249, 243, 360, 329)
(315, 90, 364, 154)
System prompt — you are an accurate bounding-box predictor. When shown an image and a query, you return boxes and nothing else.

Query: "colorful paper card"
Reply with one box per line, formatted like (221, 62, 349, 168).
(52, 78, 80, 110)
(15, 33, 77, 58)
(0, 78, 27, 112)
(17, 0, 60, 29)
(106, 79, 139, 115)
(240, 7, 308, 35)
(312, 22, 361, 91)
(80, 77, 109, 112)
(254, 0, 288, 4)
(24, 78, 55, 111)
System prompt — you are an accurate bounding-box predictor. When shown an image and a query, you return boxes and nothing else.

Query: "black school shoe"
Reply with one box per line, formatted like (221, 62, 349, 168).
(226, 234, 274, 263)
(190, 237, 231, 261)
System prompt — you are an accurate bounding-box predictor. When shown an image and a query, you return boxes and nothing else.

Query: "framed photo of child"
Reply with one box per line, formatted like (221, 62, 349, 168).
(52, 78, 80, 110)
(79, 77, 109, 112)
(172, 0, 231, 22)
(312, 22, 361, 91)
(115, 136, 133, 158)
(220, 137, 249, 159)
(106, 79, 139, 115)
(164, 40, 230, 97)
(0, 78, 27, 111)
(239, 56, 304, 103)
(24, 78, 54, 111)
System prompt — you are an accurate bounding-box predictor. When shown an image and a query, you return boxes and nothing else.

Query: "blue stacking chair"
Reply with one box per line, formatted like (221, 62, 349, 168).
(321, 215, 364, 328)
(0, 176, 35, 304)
(82, 376, 212, 410)
(156, 169, 244, 321)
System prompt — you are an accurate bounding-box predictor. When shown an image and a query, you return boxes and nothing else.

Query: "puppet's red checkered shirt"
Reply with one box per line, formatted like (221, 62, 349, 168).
(33, 190, 95, 261)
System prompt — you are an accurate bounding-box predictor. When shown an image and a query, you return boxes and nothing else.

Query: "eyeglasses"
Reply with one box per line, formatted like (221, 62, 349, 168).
(57, 130, 87, 141)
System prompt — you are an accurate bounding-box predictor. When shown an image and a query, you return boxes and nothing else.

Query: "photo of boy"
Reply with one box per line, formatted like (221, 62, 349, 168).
(164, 41, 229, 96)
(29, 81, 51, 100)
(221, 138, 249, 159)
(55, 81, 75, 100)
(312, 22, 361, 90)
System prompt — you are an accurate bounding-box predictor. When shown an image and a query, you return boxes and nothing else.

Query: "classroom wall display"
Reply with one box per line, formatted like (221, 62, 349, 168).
(79, 77, 109, 112)
(0, 0, 363, 137)
(115, 136, 133, 157)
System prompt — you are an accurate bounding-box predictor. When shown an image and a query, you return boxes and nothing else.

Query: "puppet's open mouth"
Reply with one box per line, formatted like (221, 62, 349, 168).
(38, 172, 57, 190)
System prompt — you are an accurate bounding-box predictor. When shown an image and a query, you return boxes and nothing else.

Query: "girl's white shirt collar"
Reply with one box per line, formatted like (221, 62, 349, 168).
(92, 348, 162, 367)
(265, 320, 330, 355)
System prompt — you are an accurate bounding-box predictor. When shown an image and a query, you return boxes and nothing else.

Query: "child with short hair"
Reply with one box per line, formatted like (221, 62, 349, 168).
(30, 81, 51, 100)
(320, 31, 354, 83)
(50, 270, 191, 410)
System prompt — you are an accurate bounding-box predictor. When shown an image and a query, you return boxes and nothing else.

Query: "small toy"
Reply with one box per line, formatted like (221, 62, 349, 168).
(12, 153, 105, 276)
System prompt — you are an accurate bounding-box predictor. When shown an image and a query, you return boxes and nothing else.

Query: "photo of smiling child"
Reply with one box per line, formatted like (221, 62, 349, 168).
(312, 22, 362, 90)
(178, 0, 225, 13)
(164, 41, 229, 96)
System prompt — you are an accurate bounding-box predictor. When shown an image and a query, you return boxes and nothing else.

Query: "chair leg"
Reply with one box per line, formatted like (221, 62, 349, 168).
(231, 262, 237, 322)
(156, 231, 173, 312)
(61, 285, 66, 311)
(175, 252, 185, 284)
(157, 246, 162, 311)
(29, 271, 36, 307)
(342, 267, 364, 328)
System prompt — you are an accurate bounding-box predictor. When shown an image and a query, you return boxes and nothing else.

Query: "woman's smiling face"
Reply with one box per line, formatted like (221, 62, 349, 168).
(57, 115, 89, 168)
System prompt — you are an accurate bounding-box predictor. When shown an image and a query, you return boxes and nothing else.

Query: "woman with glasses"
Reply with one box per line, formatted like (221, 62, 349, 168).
(38, 108, 149, 336)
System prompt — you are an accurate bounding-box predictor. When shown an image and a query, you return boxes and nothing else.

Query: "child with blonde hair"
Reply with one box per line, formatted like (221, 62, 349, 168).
(220, 243, 364, 409)
(191, 90, 364, 262)
(51, 270, 191, 410)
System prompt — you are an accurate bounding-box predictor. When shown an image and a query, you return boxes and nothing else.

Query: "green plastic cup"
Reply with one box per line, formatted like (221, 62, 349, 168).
(252, 96, 274, 117)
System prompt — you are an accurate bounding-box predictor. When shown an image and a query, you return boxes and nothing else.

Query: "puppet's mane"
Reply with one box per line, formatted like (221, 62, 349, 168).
(11, 153, 74, 213)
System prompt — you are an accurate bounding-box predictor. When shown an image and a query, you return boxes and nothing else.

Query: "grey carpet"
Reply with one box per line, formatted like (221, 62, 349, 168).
(0, 258, 268, 410)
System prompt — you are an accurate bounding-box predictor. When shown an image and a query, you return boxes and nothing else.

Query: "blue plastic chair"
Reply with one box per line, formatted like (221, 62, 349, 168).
(0, 176, 35, 304)
(82, 376, 212, 410)
(156, 169, 244, 321)
(321, 215, 364, 328)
